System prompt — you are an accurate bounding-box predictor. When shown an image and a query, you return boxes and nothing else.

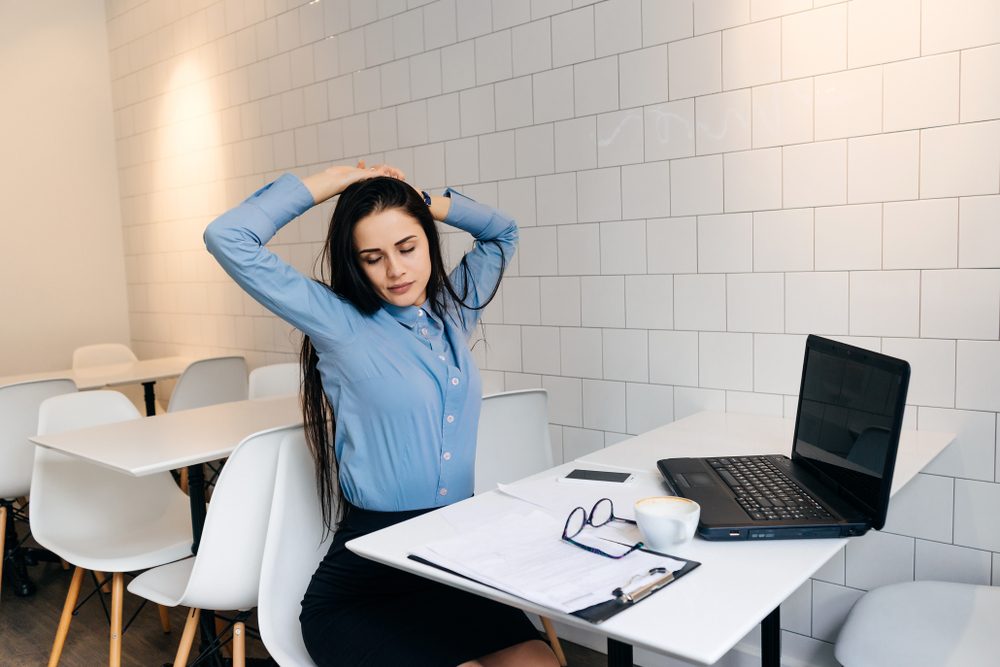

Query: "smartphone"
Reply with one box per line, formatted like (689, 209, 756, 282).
(559, 469, 634, 484)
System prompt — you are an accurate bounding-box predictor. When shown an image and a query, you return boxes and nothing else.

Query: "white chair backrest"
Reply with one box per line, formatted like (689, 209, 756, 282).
(474, 389, 553, 493)
(0, 379, 77, 498)
(167, 356, 248, 413)
(31, 391, 187, 562)
(248, 362, 301, 400)
(179, 425, 296, 611)
(72, 343, 137, 368)
(258, 430, 331, 667)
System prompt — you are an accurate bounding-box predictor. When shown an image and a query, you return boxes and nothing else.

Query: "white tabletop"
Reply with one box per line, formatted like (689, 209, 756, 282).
(0, 356, 197, 391)
(347, 411, 956, 665)
(29, 395, 302, 476)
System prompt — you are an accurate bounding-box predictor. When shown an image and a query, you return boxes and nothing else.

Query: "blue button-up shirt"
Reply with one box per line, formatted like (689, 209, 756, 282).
(204, 174, 517, 511)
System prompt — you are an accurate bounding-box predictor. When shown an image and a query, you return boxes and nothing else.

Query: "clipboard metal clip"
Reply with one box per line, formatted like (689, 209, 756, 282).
(612, 567, 675, 604)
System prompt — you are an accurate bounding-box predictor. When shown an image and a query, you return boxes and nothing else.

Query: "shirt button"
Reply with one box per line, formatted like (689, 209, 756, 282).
(417, 309, 424, 317)
(420, 327, 429, 336)
(451, 378, 459, 386)
(439, 488, 448, 496)
(438, 355, 446, 361)
(446, 415, 455, 423)
(443, 451, 452, 461)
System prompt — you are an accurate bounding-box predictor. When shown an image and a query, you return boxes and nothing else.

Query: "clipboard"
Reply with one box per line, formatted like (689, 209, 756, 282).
(408, 547, 700, 625)
(572, 547, 701, 624)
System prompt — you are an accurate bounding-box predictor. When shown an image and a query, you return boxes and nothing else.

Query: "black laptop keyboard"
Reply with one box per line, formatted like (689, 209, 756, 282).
(707, 457, 834, 522)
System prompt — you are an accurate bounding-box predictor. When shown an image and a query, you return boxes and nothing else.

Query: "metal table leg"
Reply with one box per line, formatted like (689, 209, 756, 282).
(608, 638, 633, 667)
(761, 606, 781, 667)
(141, 380, 157, 416)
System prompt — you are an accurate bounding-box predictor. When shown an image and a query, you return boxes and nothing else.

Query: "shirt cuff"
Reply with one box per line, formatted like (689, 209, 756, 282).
(245, 173, 316, 234)
(441, 187, 510, 240)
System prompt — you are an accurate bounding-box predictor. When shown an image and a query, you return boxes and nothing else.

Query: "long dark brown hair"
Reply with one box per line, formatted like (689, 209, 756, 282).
(300, 177, 505, 531)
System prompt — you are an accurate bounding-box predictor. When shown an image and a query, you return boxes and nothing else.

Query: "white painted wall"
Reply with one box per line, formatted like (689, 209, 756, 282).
(0, 0, 130, 375)
(105, 0, 1000, 663)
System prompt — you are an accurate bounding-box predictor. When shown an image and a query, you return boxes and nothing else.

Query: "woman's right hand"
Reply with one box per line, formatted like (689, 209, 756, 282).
(302, 161, 406, 205)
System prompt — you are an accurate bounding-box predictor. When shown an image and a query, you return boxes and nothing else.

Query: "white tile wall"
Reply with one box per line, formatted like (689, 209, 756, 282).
(844, 530, 915, 590)
(727, 273, 783, 333)
(915, 540, 992, 585)
(920, 121, 1000, 199)
(603, 328, 648, 382)
(753, 209, 814, 272)
(848, 132, 920, 203)
(108, 0, 1000, 658)
(882, 472, 954, 543)
(919, 407, 997, 481)
(722, 19, 780, 91)
(922, 270, 1000, 340)
(961, 44, 1000, 123)
(959, 196, 1000, 268)
(849, 270, 920, 337)
(814, 204, 881, 271)
(883, 199, 958, 270)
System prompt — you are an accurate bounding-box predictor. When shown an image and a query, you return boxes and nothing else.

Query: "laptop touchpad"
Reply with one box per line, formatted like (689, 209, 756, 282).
(678, 472, 715, 487)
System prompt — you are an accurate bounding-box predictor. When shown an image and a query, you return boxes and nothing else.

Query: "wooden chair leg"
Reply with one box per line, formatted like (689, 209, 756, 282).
(110, 572, 124, 667)
(179, 468, 189, 495)
(540, 616, 568, 667)
(173, 608, 200, 667)
(48, 566, 86, 667)
(158, 605, 172, 633)
(60, 559, 70, 571)
(232, 621, 246, 667)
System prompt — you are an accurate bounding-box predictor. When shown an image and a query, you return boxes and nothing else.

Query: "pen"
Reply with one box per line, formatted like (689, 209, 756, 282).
(613, 567, 675, 604)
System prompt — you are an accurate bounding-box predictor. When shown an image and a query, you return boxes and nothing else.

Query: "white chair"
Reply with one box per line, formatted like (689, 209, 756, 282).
(248, 362, 300, 400)
(474, 389, 555, 491)
(71, 343, 137, 368)
(128, 424, 299, 667)
(72, 343, 162, 415)
(474, 389, 566, 666)
(0, 378, 76, 600)
(32, 391, 193, 667)
(258, 430, 331, 667)
(167, 356, 248, 413)
(835, 580, 1000, 667)
(168, 356, 248, 492)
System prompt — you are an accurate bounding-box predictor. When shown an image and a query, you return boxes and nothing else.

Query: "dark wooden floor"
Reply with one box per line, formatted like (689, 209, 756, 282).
(1, 555, 614, 666)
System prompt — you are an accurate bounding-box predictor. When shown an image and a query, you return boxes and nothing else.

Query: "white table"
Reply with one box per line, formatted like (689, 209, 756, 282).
(0, 356, 198, 415)
(30, 393, 301, 549)
(347, 412, 955, 667)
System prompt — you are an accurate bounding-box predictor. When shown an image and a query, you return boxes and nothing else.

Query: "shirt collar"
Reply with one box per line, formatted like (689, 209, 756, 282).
(382, 302, 440, 329)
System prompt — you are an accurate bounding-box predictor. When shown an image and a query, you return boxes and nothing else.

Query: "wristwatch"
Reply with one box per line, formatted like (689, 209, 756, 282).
(421, 190, 432, 207)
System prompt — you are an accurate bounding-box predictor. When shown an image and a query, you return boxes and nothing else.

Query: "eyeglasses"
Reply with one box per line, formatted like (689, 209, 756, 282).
(562, 498, 643, 559)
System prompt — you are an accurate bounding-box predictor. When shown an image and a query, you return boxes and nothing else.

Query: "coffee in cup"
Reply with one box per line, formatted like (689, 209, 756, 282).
(634, 496, 700, 551)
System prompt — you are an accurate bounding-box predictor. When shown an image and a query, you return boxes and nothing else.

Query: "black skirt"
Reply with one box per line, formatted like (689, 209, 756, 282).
(300, 504, 541, 667)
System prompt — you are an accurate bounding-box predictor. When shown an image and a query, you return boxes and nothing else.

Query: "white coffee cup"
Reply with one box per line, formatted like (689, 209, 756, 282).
(634, 496, 701, 551)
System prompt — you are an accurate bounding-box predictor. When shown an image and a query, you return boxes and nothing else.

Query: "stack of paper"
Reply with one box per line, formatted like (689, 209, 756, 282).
(411, 508, 687, 615)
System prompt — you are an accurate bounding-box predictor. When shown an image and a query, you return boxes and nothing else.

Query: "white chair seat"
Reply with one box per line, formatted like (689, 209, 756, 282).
(44, 516, 192, 574)
(127, 557, 194, 607)
(835, 581, 1000, 667)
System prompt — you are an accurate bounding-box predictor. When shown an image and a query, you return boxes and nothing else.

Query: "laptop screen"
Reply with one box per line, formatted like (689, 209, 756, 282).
(792, 336, 910, 527)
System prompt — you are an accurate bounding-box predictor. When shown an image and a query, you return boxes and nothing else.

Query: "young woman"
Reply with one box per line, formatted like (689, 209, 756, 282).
(205, 163, 559, 667)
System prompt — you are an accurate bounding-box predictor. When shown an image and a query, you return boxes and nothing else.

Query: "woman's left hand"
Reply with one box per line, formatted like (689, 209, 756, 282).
(303, 161, 407, 204)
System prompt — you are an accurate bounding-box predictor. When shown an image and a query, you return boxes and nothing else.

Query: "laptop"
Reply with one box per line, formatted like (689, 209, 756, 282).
(657, 335, 910, 541)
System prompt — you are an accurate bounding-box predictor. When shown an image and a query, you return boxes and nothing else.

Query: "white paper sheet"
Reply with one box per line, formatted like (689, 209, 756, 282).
(412, 507, 687, 614)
